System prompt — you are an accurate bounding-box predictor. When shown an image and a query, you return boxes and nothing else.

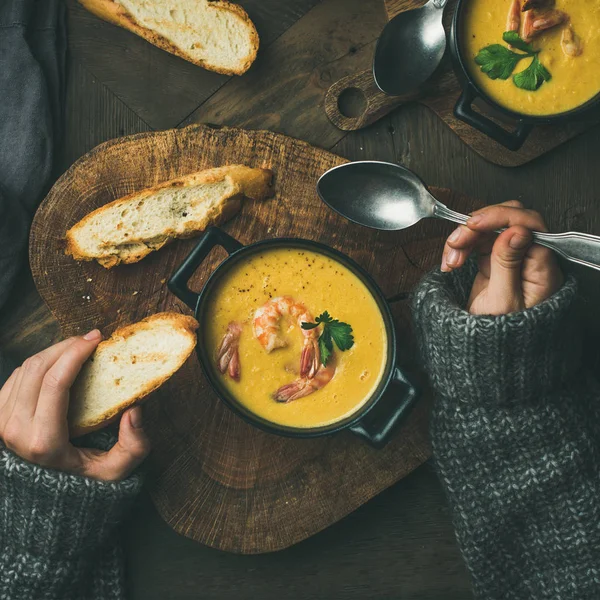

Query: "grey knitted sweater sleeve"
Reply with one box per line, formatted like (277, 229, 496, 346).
(0, 431, 142, 600)
(412, 264, 600, 600)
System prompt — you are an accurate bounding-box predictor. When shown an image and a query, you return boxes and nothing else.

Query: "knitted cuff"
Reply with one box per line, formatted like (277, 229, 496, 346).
(0, 432, 142, 561)
(411, 263, 581, 406)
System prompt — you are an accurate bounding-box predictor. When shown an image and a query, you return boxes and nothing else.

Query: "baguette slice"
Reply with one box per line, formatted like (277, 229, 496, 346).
(78, 0, 259, 75)
(65, 165, 273, 268)
(69, 312, 199, 437)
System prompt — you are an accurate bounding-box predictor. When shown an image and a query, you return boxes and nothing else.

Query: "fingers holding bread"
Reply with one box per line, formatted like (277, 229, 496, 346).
(0, 314, 194, 479)
(81, 407, 151, 481)
(36, 331, 103, 436)
(0, 335, 99, 434)
(68, 312, 199, 437)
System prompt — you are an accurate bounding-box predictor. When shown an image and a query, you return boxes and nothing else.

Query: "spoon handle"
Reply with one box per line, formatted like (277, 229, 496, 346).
(433, 201, 600, 272)
(532, 232, 600, 272)
(433, 201, 469, 226)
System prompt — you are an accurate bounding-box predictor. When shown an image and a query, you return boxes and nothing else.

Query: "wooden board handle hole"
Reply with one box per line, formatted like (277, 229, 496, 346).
(337, 87, 368, 119)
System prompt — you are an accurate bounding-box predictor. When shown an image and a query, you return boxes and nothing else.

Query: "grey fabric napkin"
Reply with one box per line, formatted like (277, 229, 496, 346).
(0, 0, 66, 384)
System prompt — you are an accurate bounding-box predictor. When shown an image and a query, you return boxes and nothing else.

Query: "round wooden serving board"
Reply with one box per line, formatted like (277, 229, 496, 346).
(30, 124, 480, 554)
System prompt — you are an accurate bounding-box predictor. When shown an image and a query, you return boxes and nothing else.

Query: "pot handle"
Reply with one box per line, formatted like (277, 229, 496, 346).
(168, 227, 243, 311)
(349, 366, 419, 449)
(454, 84, 532, 151)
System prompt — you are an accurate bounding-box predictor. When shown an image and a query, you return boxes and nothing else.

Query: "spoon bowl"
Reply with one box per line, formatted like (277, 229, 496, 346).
(317, 161, 438, 231)
(373, 0, 449, 97)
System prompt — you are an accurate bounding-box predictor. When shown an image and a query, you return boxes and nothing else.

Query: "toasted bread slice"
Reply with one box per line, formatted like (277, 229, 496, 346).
(65, 165, 273, 268)
(69, 312, 199, 437)
(78, 0, 259, 75)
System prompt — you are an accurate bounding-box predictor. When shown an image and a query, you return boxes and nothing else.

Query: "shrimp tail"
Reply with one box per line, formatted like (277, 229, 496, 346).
(273, 379, 313, 403)
(228, 347, 241, 381)
(522, 8, 536, 40)
(216, 322, 242, 381)
(507, 0, 521, 33)
(300, 338, 320, 379)
(273, 364, 336, 403)
(532, 9, 568, 33)
(522, 6, 567, 40)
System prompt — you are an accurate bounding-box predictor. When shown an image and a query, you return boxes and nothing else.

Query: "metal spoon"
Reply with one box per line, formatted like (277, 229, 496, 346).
(373, 0, 449, 96)
(317, 161, 600, 272)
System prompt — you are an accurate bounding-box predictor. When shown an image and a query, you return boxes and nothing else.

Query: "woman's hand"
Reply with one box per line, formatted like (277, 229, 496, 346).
(0, 330, 150, 481)
(441, 201, 564, 315)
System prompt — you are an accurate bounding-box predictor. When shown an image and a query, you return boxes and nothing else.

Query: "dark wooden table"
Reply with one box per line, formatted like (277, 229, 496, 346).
(2, 0, 600, 598)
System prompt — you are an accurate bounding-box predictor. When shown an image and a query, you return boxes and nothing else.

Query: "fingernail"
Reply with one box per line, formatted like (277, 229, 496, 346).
(468, 215, 483, 226)
(447, 249, 460, 266)
(448, 227, 461, 243)
(509, 233, 530, 249)
(440, 254, 449, 272)
(83, 329, 101, 341)
(130, 406, 143, 429)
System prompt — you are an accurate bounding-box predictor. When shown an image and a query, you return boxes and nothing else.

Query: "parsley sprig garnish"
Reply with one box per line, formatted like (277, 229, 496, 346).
(301, 311, 354, 366)
(475, 31, 551, 91)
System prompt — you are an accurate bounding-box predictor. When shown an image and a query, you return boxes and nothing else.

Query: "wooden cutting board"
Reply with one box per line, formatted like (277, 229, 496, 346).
(30, 124, 480, 553)
(325, 0, 600, 167)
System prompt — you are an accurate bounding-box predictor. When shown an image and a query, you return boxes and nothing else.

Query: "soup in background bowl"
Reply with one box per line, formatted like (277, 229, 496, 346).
(168, 227, 418, 447)
(463, 0, 600, 116)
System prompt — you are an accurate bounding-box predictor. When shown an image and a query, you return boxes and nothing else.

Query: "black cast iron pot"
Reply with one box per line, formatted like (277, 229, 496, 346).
(168, 227, 419, 449)
(450, 0, 600, 150)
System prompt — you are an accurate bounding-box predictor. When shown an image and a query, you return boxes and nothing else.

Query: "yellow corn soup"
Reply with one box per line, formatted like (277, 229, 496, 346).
(204, 247, 388, 428)
(464, 0, 600, 115)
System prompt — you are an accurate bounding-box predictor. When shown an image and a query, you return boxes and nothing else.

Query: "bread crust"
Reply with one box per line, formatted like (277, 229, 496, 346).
(64, 165, 273, 268)
(77, 0, 259, 75)
(69, 312, 199, 437)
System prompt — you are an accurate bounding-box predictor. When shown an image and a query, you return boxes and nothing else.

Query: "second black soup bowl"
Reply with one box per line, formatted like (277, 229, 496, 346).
(450, 0, 600, 150)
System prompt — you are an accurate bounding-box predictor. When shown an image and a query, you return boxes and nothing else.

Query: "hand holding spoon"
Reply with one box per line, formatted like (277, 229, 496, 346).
(317, 161, 600, 272)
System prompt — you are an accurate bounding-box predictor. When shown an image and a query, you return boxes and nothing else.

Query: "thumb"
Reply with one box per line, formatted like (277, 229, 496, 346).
(487, 226, 532, 314)
(86, 407, 150, 481)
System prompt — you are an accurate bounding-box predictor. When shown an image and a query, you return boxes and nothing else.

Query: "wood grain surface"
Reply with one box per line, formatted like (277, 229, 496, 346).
(65, 0, 322, 129)
(181, 0, 388, 149)
(29, 124, 482, 553)
(323, 0, 600, 167)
